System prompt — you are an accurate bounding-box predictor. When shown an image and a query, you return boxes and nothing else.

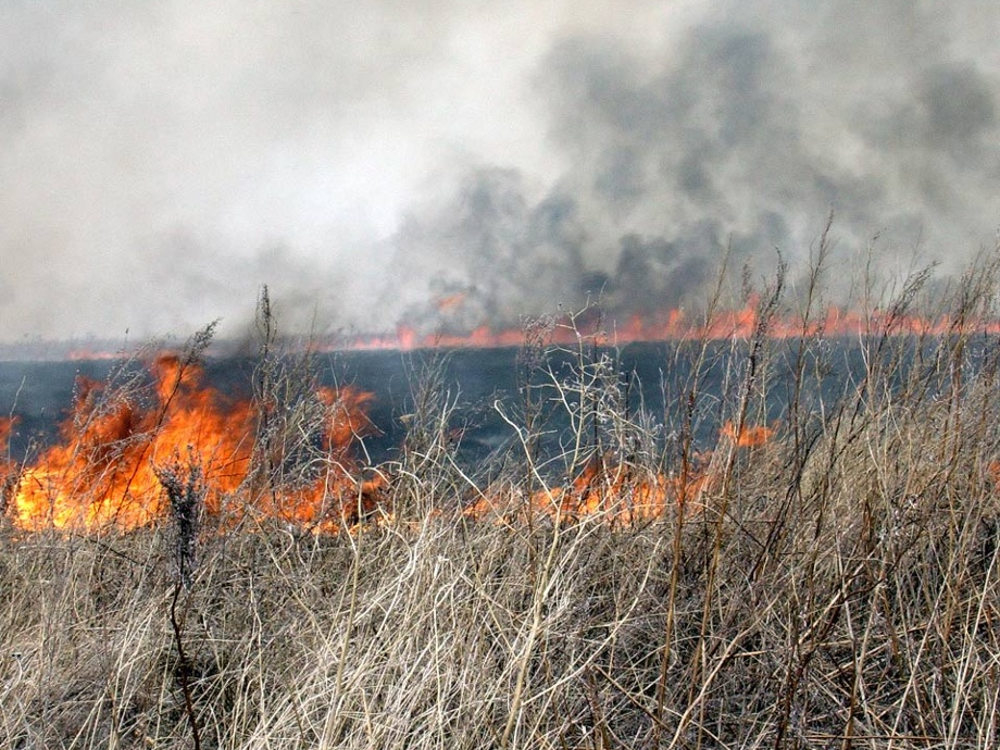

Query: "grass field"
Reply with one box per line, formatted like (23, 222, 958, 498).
(3, 252, 1000, 748)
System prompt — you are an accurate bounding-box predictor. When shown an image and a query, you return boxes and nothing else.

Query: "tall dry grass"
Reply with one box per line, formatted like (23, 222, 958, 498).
(2, 250, 1000, 749)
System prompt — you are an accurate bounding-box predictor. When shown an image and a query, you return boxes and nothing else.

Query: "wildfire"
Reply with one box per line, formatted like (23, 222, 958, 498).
(335, 302, 1000, 352)
(2, 354, 377, 533)
(720, 420, 774, 448)
(0, 346, 779, 535)
(525, 460, 713, 523)
(19, 300, 998, 362)
(0, 416, 15, 451)
(434, 292, 467, 313)
(464, 420, 773, 526)
(0, 417, 18, 514)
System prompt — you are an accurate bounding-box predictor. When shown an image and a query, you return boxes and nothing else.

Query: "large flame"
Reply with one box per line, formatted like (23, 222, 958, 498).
(3, 290, 972, 534)
(4, 354, 377, 533)
(1, 336, 781, 535)
(1, 347, 774, 534)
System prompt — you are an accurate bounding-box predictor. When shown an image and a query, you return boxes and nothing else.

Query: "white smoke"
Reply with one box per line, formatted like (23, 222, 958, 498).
(1, 1, 998, 342)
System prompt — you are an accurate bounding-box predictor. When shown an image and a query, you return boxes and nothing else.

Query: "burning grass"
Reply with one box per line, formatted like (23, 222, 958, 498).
(3, 255, 1000, 748)
(1, 349, 381, 534)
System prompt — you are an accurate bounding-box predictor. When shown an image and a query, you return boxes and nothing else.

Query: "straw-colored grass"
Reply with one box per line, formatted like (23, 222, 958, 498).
(3, 253, 1000, 749)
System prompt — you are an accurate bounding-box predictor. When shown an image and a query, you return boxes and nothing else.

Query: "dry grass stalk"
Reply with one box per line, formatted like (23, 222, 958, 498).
(2, 247, 1000, 748)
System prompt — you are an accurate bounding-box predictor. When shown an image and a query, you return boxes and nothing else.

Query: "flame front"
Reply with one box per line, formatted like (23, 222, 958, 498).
(6, 354, 375, 533)
(337, 302, 1000, 351)
(2, 350, 778, 534)
(464, 419, 772, 526)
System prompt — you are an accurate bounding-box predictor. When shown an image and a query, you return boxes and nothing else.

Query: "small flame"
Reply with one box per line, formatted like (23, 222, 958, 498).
(332, 302, 1000, 351)
(720, 421, 774, 447)
(463, 454, 714, 526)
(1, 416, 18, 511)
(462, 419, 776, 526)
(434, 292, 467, 313)
(0, 416, 16, 453)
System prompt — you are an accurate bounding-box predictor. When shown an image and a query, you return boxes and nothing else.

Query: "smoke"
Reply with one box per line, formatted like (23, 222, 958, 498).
(2, 1, 998, 342)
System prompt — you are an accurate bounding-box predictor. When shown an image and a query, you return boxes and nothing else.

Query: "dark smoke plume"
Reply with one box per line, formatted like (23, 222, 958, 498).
(2, 1, 998, 342)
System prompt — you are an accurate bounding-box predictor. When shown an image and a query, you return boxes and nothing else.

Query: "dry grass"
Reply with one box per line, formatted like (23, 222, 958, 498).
(3, 255, 1000, 749)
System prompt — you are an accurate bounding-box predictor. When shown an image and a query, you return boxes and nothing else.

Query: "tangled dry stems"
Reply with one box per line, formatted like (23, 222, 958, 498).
(2, 255, 1000, 748)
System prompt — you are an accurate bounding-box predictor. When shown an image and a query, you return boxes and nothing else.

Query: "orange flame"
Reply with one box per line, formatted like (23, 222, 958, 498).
(46, 302, 994, 359)
(463, 454, 713, 526)
(463, 418, 775, 526)
(6, 354, 376, 533)
(0, 416, 15, 453)
(720, 421, 774, 448)
(434, 292, 467, 313)
(3, 357, 781, 535)
(1, 416, 17, 511)
(334, 303, 1000, 352)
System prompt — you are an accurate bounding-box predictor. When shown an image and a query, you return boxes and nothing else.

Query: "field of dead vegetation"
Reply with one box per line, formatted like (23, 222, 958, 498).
(3, 251, 1000, 748)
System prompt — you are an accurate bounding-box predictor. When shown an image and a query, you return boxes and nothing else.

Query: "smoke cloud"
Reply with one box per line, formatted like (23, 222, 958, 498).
(2, 1, 998, 343)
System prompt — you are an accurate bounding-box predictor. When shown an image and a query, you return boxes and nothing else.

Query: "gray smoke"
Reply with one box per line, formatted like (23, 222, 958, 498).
(2, 1, 998, 343)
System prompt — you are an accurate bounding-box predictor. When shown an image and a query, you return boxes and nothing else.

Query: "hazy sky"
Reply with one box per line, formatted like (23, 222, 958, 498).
(2, 1, 999, 342)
